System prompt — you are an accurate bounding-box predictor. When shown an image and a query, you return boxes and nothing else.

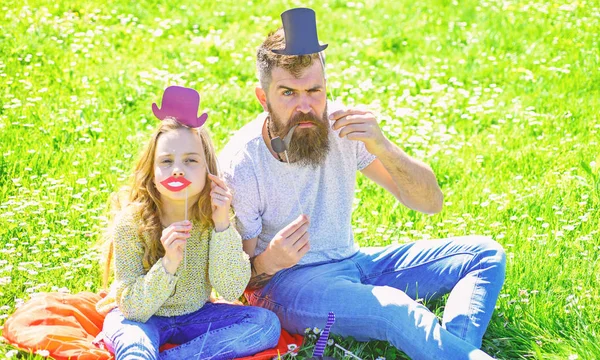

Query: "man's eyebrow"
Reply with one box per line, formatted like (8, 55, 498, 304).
(276, 85, 324, 91)
(277, 85, 297, 91)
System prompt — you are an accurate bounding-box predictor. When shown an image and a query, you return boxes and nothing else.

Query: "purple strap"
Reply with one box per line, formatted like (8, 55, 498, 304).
(312, 312, 335, 357)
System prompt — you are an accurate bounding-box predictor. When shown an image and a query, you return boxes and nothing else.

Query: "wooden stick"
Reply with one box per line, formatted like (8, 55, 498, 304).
(184, 187, 187, 271)
(334, 343, 362, 360)
(283, 150, 305, 215)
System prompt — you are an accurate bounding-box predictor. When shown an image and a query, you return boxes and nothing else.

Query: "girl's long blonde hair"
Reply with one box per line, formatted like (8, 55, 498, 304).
(101, 118, 218, 288)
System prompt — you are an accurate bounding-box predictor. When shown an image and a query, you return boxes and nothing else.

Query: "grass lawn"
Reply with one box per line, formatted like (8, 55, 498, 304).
(1, 0, 599, 358)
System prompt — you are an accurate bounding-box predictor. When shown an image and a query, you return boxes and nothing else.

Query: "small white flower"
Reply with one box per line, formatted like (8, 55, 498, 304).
(206, 56, 219, 64)
(6, 350, 19, 358)
(35, 349, 50, 357)
(313, 327, 321, 334)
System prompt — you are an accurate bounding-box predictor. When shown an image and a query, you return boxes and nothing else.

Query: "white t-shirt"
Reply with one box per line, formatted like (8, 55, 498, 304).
(220, 112, 376, 265)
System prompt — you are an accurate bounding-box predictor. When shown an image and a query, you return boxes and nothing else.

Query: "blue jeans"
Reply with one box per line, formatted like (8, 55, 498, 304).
(247, 235, 506, 360)
(100, 303, 280, 360)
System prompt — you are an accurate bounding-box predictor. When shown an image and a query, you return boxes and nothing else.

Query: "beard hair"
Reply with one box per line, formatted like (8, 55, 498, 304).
(268, 103, 331, 168)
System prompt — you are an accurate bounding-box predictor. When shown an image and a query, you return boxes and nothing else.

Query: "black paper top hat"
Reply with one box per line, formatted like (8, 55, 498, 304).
(272, 8, 328, 56)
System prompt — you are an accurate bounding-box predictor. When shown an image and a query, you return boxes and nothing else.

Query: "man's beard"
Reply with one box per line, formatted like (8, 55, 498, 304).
(267, 103, 330, 168)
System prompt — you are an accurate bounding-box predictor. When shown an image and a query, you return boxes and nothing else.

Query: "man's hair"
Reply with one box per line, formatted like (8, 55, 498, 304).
(256, 27, 324, 91)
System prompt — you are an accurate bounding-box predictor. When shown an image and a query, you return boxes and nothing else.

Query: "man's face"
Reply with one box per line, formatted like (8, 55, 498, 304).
(266, 61, 330, 167)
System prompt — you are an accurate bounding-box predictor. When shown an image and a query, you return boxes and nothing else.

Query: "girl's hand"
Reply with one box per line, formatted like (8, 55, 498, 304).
(208, 173, 233, 232)
(160, 220, 192, 274)
(209, 293, 244, 305)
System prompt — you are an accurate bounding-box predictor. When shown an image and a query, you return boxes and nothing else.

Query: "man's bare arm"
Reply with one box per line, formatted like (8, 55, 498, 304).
(247, 252, 277, 291)
(330, 108, 443, 214)
(362, 149, 443, 214)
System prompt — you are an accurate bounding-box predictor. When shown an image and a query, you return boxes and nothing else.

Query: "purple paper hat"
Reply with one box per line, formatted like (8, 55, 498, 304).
(152, 86, 208, 128)
(272, 8, 328, 56)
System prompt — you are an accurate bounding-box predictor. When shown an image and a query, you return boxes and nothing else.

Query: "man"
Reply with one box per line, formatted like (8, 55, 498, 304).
(221, 8, 505, 360)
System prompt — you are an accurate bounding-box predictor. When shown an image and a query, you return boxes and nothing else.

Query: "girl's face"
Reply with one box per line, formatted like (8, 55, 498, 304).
(154, 128, 207, 203)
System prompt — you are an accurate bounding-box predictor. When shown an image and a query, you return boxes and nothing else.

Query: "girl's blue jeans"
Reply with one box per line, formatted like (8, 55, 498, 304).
(100, 303, 280, 360)
(247, 235, 506, 360)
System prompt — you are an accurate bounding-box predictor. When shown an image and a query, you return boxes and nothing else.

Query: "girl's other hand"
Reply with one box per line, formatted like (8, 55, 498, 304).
(161, 220, 192, 274)
(208, 173, 232, 232)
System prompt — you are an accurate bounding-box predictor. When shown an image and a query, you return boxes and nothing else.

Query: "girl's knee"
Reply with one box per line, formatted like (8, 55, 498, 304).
(246, 307, 281, 347)
(106, 323, 159, 359)
(263, 309, 281, 345)
(114, 343, 158, 360)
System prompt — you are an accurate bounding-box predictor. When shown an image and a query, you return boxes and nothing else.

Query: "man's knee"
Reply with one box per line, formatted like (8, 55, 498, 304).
(337, 287, 440, 343)
(468, 235, 506, 271)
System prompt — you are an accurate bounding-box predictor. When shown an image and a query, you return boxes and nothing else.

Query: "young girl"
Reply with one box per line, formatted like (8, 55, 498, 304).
(96, 87, 280, 360)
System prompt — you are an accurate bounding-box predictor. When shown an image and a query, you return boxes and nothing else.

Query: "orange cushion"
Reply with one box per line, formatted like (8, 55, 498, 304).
(2, 292, 302, 359)
(2, 292, 112, 360)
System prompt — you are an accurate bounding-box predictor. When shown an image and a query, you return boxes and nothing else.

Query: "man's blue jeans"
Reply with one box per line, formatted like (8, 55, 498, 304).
(100, 303, 280, 360)
(247, 235, 506, 360)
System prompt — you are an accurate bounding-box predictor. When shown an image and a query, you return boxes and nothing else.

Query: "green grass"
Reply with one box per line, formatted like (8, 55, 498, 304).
(1, 0, 599, 358)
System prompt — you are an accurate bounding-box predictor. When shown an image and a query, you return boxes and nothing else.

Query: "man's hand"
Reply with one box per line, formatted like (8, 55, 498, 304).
(266, 214, 311, 270)
(330, 108, 389, 156)
(247, 214, 310, 291)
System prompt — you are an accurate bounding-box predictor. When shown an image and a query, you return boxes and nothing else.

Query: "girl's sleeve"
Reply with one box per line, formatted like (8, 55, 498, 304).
(208, 225, 251, 301)
(111, 211, 178, 323)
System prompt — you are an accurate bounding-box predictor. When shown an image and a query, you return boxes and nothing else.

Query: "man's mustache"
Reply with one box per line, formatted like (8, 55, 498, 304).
(288, 112, 326, 127)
